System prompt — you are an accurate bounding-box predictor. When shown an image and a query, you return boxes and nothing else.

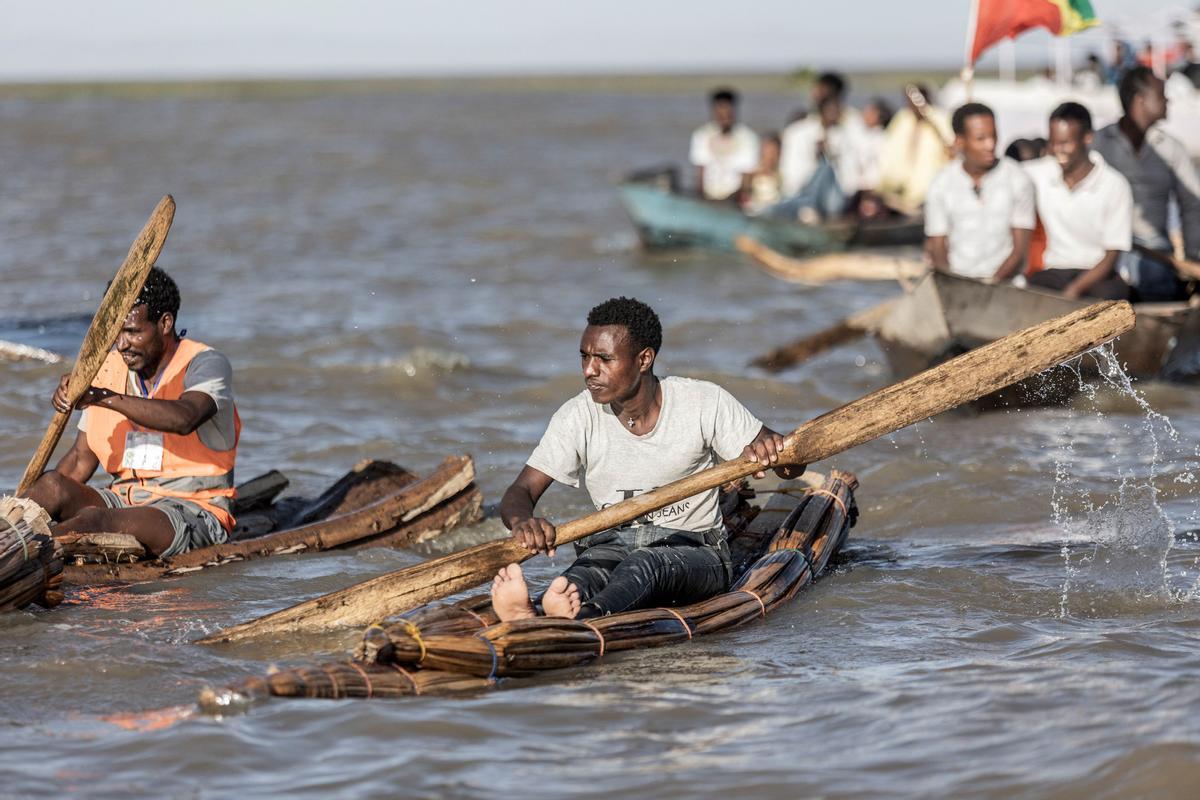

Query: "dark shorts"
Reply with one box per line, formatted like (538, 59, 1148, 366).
(96, 489, 227, 558)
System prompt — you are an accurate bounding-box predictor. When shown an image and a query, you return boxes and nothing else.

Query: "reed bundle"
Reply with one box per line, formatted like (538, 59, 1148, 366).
(358, 471, 856, 678)
(201, 472, 856, 710)
(0, 497, 64, 611)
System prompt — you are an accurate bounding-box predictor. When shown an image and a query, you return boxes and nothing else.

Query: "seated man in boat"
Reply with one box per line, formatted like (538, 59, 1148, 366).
(777, 90, 865, 222)
(1093, 66, 1200, 302)
(689, 87, 759, 203)
(490, 297, 801, 621)
(1025, 102, 1134, 301)
(924, 102, 1034, 283)
(21, 267, 240, 558)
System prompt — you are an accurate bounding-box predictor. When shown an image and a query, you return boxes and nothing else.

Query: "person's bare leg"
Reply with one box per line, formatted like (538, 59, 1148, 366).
(491, 563, 537, 621)
(541, 576, 581, 619)
(53, 506, 176, 557)
(21, 472, 106, 521)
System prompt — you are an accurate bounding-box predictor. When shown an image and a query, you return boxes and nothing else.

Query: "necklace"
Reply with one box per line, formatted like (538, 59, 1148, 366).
(627, 417, 636, 428)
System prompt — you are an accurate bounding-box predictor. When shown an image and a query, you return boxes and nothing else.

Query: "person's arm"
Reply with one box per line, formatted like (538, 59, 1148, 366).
(1063, 250, 1121, 299)
(992, 227, 1033, 282)
(1170, 144, 1200, 260)
(58, 388, 217, 436)
(53, 429, 100, 484)
(926, 235, 951, 271)
(740, 426, 806, 480)
(500, 465, 559, 555)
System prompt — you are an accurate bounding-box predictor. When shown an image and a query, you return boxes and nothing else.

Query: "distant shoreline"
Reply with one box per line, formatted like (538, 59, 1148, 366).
(0, 69, 979, 99)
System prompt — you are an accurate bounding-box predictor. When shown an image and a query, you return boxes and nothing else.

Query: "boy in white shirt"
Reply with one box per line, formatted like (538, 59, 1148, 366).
(1025, 102, 1133, 300)
(689, 88, 759, 202)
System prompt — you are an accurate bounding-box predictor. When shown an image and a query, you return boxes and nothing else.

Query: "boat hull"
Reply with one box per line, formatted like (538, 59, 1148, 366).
(618, 182, 923, 255)
(874, 272, 1200, 410)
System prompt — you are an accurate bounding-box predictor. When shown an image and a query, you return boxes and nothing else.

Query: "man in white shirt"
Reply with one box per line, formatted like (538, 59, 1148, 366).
(1094, 66, 1200, 301)
(490, 297, 801, 621)
(1026, 102, 1134, 300)
(689, 88, 759, 202)
(925, 103, 1035, 281)
(775, 94, 863, 221)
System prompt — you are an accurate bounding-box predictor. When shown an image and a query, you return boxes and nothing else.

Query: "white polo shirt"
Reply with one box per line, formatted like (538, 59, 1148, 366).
(925, 157, 1035, 278)
(1024, 152, 1133, 271)
(689, 122, 760, 201)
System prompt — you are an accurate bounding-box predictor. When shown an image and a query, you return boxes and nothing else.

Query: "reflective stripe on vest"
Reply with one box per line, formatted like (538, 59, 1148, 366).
(85, 339, 241, 531)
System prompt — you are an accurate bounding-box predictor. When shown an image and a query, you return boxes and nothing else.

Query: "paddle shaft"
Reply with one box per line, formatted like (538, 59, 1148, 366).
(750, 298, 896, 372)
(17, 196, 176, 495)
(201, 299, 1134, 645)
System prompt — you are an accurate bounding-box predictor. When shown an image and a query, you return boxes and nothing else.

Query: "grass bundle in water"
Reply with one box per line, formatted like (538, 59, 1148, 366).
(0, 497, 64, 611)
(200, 472, 856, 711)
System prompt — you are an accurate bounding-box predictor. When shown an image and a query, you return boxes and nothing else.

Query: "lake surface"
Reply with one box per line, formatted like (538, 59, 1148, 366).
(1, 78, 1198, 799)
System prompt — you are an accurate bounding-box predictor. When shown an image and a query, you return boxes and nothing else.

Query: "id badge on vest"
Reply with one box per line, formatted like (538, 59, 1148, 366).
(121, 431, 164, 471)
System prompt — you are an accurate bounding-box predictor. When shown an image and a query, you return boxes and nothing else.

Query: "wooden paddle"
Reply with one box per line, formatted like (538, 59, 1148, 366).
(200, 300, 1134, 645)
(749, 298, 897, 372)
(16, 196, 176, 495)
(735, 234, 927, 286)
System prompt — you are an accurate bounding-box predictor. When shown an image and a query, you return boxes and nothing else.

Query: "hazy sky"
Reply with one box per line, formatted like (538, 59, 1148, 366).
(0, 0, 1190, 81)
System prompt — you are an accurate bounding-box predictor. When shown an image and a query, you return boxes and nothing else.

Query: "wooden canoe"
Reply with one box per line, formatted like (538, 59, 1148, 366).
(618, 180, 924, 256)
(874, 272, 1200, 409)
(60, 455, 484, 585)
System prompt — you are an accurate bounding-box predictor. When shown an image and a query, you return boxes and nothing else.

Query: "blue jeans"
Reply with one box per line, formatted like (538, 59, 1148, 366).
(560, 524, 731, 619)
(1119, 248, 1191, 303)
(768, 158, 846, 221)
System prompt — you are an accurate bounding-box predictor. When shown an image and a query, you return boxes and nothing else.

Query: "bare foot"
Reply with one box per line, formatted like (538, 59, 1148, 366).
(491, 563, 536, 621)
(541, 576, 581, 619)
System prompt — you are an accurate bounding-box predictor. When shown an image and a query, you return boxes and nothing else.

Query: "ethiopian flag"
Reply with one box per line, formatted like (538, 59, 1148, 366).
(970, 0, 1098, 63)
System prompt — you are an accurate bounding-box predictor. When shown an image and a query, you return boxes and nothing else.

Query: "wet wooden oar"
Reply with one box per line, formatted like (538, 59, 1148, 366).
(735, 235, 926, 286)
(200, 300, 1134, 645)
(750, 298, 897, 372)
(17, 196, 175, 495)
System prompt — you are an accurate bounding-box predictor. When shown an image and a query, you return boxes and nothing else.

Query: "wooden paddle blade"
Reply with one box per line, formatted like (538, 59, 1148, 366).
(200, 300, 1132, 645)
(17, 195, 175, 494)
(750, 298, 897, 372)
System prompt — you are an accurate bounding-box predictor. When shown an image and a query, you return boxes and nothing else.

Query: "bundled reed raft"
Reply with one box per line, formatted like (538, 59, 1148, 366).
(198, 471, 856, 712)
(0, 497, 64, 611)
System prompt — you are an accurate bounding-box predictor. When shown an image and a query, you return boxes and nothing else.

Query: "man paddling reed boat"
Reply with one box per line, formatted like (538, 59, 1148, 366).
(490, 297, 803, 622)
(20, 268, 241, 558)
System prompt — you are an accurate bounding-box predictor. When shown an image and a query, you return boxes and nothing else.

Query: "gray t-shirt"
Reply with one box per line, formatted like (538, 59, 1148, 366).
(526, 376, 763, 533)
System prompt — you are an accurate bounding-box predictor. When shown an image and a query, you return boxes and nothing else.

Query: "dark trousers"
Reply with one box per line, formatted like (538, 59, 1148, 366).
(1028, 268, 1131, 301)
(559, 526, 731, 619)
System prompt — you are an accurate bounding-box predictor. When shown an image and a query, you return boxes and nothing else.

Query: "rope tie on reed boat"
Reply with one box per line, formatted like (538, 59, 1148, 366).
(320, 664, 342, 699)
(459, 607, 488, 629)
(399, 619, 428, 663)
(476, 633, 500, 680)
(739, 588, 767, 618)
(663, 607, 693, 639)
(578, 619, 606, 657)
(805, 488, 848, 518)
(770, 546, 817, 579)
(347, 660, 375, 698)
(390, 663, 421, 694)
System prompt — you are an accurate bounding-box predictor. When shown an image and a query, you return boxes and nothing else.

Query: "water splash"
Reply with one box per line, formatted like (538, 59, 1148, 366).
(1053, 344, 1200, 617)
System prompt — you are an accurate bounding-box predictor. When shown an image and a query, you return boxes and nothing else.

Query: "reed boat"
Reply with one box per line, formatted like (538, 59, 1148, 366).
(875, 272, 1200, 409)
(618, 176, 923, 255)
(198, 471, 857, 710)
(61, 455, 484, 586)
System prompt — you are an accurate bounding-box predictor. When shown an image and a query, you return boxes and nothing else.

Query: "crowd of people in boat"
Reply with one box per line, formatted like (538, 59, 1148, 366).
(690, 73, 950, 222)
(691, 66, 1199, 303)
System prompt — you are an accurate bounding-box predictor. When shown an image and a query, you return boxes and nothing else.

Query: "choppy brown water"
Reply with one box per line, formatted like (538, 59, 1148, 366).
(1, 82, 1199, 799)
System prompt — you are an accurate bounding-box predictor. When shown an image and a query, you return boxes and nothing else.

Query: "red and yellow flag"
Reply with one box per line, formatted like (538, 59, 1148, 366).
(970, 0, 1098, 63)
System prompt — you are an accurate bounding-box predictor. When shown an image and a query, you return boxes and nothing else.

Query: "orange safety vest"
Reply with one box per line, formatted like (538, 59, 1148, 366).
(85, 338, 241, 531)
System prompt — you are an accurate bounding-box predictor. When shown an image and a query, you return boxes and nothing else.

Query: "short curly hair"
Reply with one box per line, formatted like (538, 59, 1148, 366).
(586, 297, 662, 353)
(135, 267, 181, 323)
